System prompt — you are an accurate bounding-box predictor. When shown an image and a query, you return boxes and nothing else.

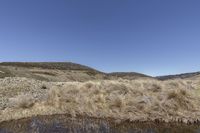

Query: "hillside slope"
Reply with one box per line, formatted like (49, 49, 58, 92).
(0, 62, 105, 82)
(156, 72, 200, 80)
(0, 62, 153, 81)
(108, 72, 152, 80)
(0, 62, 98, 71)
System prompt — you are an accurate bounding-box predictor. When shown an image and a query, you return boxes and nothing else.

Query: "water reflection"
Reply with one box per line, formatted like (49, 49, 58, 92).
(0, 115, 200, 133)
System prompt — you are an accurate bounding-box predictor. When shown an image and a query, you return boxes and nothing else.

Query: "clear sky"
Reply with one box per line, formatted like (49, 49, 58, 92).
(0, 0, 200, 76)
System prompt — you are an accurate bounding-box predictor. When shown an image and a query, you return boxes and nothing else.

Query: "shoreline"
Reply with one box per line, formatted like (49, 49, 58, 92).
(1, 114, 200, 133)
(1, 113, 200, 125)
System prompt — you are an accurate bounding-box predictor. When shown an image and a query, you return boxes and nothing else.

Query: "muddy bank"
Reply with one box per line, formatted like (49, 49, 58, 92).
(0, 114, 200, 133)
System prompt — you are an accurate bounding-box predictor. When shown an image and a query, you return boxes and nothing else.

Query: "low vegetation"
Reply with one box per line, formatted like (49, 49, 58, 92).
(1, 62, 200, 124)
(0, 62, 100, 72)
(8, 94, 35, 109)
(1, 78, 200, 124)
(0, 67, 14, 78)
(0, 62, 152, 81)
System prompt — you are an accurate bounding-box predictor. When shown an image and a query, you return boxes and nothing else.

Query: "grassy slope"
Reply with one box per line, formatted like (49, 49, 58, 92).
(108, 72, 152, 79)
(0, 62, 153, 81)
(0, 62, 100, 72)
(156, 72, 200, 80)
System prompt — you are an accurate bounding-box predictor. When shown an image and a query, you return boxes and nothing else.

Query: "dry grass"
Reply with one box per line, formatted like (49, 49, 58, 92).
(1, 79, 200, 124)
(8, 94, 35, 109)
(31, 71, 57, 76)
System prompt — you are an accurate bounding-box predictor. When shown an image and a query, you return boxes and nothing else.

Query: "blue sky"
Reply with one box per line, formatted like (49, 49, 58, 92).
(0, 0, 200, 76)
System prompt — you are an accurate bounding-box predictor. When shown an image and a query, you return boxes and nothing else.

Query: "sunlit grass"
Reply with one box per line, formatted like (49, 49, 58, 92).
(1, 78, 200, 124)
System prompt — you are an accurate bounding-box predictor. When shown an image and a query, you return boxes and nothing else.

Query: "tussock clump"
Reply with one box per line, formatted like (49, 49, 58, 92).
(8, 94, 35, 109)
(109, 95, 125, 109)
(150, 83, 162, 92)
(167, 91, 178, 99)
(83, 82, 94, 89)
(166, 89, 193, 110)
(45, 86, 62, 107)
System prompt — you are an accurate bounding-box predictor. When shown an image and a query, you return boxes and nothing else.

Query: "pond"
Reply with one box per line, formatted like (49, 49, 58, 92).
(0, 114, 200, 133)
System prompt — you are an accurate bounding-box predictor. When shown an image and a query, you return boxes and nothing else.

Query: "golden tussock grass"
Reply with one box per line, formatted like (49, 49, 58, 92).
(8, 94, 35, 109)
(1, 79, 200, 124)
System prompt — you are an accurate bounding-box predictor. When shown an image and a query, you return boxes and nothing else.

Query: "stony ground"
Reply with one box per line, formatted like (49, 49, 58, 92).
(0, 78, 45, 110)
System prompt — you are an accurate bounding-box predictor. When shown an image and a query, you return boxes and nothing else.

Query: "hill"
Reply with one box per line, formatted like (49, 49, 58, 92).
(108, 72, 152, 80)
(0, 62, 105, 82)
(0, 62, 99, 71)
(156, 72, 200, 80)
(0, 62, 152, 81)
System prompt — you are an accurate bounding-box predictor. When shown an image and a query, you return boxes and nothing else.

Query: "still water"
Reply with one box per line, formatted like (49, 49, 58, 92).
(0, 114, 200, 133)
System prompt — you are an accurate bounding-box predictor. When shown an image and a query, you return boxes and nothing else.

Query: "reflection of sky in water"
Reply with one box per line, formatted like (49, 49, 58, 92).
(1, 117, 200, 133)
